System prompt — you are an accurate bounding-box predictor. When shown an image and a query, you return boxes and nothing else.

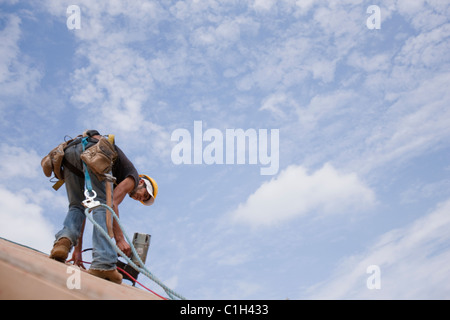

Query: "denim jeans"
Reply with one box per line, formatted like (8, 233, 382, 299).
(54, 140, 117, 270)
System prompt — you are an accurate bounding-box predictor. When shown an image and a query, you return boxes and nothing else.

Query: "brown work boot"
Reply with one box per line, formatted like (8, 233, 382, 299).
(88, 268, 123, 284)
(49, 237, 72, 262)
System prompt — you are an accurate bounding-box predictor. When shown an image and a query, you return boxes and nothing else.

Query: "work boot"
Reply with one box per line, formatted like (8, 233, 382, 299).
(49, 237, 72, 262)
(88, 268, 123, 284)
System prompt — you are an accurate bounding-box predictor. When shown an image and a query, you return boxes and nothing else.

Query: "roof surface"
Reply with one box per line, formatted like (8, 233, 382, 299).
(0, 238, 163, 300)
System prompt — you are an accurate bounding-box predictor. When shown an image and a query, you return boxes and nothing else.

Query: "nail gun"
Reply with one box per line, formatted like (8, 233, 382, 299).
(117, 232, 151, 286)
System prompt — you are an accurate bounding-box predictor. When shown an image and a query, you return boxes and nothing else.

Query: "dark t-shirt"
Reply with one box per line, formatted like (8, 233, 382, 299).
(112, 145, 140, 189)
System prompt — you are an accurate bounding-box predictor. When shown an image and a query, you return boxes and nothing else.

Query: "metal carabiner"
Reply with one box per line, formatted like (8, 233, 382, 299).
(84, 189, 97, 199)
(82, 189, 101, 209)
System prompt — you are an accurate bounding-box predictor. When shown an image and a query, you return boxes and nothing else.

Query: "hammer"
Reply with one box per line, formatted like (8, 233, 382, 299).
(104, 173, 116, 238)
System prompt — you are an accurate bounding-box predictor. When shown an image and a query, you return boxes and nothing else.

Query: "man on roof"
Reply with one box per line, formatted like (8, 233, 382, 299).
(48, 129, 158, 284)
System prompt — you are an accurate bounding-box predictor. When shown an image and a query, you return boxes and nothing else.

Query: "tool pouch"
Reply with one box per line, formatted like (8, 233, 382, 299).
(80, 136, 118, 180)
(41, 141, 69, 180)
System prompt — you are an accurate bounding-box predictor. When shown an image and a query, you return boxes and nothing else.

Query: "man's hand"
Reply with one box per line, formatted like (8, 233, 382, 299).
(116, 237, 131, 257)
(68, 246, 85, 269)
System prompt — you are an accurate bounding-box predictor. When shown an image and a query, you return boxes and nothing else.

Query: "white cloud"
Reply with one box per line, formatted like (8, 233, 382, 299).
(347, 52, 392, 73)
(395, 23, 450, 69)
(191, 18, 241, 47)
(0, 186, 55, 254)
(297, 90, 358, 130)
(22, 187, 68, 212)
(306, 198, 450, 299)
(0, 14, 20, 83)
(0, 144, 60, 253)
(0, 144, 41, 179)
(252, 0, 276, 12)
(400, 179, 450, 204)
(294, 0, 315, 16)
(44, 0, 165, 123)
(259, 92, 298, 119)
(395, 0, 449, 30)
(0, 13, 42, 103)
(70, 45, 155, 132)
(357, 72, 450, 174)
(308, 58, 338, 83)
(40, 1, 175, 162)
(229, 163, 376, 227)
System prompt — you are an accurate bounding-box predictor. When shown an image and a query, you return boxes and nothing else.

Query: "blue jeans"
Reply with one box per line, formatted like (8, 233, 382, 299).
(54, 140, 117, 270)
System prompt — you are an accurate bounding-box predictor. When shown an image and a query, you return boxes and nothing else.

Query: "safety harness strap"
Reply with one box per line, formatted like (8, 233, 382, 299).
(62, 158, 84, 178)
(81, 137, 93, 194)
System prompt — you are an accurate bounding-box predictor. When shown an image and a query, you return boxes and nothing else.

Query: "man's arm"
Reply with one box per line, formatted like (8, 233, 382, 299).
(111, 176, 135, 257)
(68, 219, 86, 268)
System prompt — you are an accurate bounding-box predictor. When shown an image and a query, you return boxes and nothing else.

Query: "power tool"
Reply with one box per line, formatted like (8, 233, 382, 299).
(117, 232, 151, 286)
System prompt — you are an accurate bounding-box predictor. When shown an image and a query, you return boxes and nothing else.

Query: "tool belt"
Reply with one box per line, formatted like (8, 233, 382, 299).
(41, 131, 117, 189)
(80, 136, 117, 179)
(41, 140, 73, 181)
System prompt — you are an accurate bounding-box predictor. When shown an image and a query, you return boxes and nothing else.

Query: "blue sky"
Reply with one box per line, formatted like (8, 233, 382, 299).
(1, 0, 450, 299)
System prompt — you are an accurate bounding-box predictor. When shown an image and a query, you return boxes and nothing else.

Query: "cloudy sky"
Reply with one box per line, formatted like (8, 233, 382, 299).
(1, 0, 450, 299)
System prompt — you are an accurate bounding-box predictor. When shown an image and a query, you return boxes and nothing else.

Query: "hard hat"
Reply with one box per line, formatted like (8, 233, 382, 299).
(139, 174, 158, 206)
